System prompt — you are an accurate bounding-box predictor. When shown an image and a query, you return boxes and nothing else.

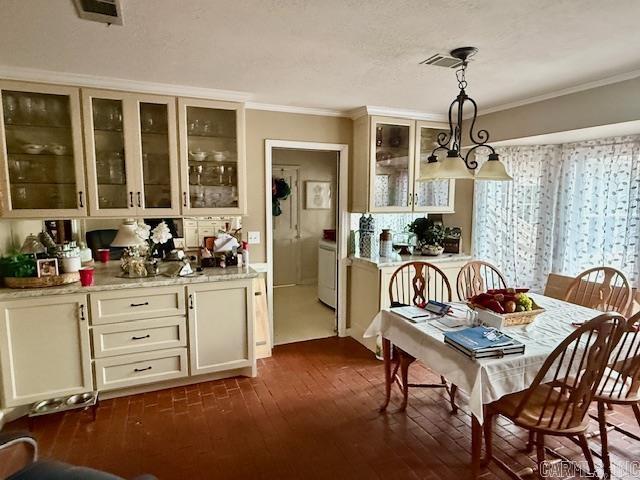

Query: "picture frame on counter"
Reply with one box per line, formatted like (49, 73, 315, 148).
(36, 258, 59, 277)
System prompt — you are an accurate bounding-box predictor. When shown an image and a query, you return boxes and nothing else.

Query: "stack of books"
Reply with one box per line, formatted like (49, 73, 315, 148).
(443, 326, 525, 359)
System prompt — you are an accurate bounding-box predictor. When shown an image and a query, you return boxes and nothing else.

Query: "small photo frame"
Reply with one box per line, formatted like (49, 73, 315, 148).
(305, 181, 331, 209)
(37, 258, 59, 278)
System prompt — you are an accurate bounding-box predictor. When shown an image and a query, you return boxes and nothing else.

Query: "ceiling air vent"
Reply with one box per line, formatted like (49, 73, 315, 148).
(419, 54, 464, 69)
(73, 0, 123, 25)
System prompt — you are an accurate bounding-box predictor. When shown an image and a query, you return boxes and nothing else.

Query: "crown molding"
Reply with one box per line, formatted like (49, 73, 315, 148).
(349, 105, 448, 122)
(0, 65, 252, 102)
(245, 102, 347, 117)
(476, 68, 640, 117)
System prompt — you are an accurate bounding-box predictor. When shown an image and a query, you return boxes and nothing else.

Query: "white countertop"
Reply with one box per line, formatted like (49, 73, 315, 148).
(350, 252, 473, 268)
(0, 262, 258, 300)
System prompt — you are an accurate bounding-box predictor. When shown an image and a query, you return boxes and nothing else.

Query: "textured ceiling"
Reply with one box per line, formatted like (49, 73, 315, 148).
(1, 0, 639, 114)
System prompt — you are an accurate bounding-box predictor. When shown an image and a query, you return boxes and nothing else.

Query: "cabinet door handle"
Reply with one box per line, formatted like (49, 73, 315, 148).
(79, 304, 86, 321)
(129, 191, 134, 207)
(137, 191, 142, 208)
(188, 294, 194, 309)
(183, 192, 188, 207)
(78, 191, 84, 208)
(130, 301, 149, 307)
(134, 366, 152, 372)
(131, 334, 151, 341)
(408, 194, 413, 206)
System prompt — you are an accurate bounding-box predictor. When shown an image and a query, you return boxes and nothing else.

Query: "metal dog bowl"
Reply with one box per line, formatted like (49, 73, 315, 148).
(66, 392, 94, 406)
(33, 398, 65, 413)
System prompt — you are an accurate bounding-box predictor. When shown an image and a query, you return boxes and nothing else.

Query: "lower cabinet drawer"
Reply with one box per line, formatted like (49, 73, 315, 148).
(94, 348, 188, 391)
(91, 316, 187, 358)
(90, 286, 185, 325)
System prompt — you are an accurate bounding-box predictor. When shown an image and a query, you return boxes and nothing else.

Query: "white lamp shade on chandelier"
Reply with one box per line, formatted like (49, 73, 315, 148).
(476, 157, 513, 181)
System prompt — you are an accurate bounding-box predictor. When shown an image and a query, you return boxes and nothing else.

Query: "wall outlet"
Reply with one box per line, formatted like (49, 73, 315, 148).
(248, 231, 261, 244)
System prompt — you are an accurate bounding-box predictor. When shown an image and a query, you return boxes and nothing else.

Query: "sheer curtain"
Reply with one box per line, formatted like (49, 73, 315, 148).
(473, 145, 561, 290)
(553, 136, 640, 286)
(473, 135, 640, 291)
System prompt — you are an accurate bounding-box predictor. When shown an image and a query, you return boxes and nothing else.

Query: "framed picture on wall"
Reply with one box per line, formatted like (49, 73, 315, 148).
(305, 181, 331, 209)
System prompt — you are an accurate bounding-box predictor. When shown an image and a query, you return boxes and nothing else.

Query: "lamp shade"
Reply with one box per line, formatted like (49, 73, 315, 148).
(417, 155, 441, 181)
(476, 155, 513, 181)
(111, 219, 146, 247)
(430, 151, 475, 180)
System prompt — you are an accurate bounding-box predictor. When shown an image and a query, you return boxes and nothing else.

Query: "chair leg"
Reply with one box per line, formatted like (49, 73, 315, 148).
(398, 351, 415, 412)
(482, 411, 494, 466)
(606, 401, 614, 411)
(535, 433, 545, 479)
(448, 383, 459, 414)
(598, 401, 612, 478)
(577, 434, 595, 475)
(379, 338, 392, 413)
(632, 402, 640, 428)
(525, 430, 535, 453)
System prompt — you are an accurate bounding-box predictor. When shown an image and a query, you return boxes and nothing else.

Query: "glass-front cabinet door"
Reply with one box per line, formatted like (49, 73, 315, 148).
(178, 98, 246, 215)
(83, 90, 180, 216)
(413, 121, 455, 213)
(0, 82, 86, 217)
(369, 116, 414, 212)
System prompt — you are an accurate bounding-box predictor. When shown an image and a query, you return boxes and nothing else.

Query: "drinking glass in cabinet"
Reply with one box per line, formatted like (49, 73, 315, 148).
(185, 105, 238, 208)
(373, 123, 410, 208)
(2, 90, 78, 210)
(91, 98, 128, 209)
(140, 102, 172, 209)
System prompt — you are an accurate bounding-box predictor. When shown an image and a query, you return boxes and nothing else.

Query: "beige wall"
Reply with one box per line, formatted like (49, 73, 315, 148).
(273, 149, 337, 283)
(442, 180, 474, 255)
(244, 110, 352, 263)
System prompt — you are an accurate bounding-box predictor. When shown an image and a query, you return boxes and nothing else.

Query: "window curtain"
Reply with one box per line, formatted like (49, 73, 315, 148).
(472, 145, 561, 291)
(473, 135, 640, 291)
(553, 136, 640, 286)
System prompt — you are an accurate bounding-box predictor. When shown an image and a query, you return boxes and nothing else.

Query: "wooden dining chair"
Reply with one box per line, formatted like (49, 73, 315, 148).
(482, 312, 626, 479)
(456, 260, 507, 300)
(383, 262, 458, 414)
(591, 311, 640, 478)
(563, 266, 632, 315)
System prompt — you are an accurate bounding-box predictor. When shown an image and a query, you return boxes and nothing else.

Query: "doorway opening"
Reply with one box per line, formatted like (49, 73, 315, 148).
(265, 141, 348, 346)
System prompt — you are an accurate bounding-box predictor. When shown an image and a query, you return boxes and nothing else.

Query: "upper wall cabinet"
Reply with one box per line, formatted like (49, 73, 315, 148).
(0, 81, 87, 217)
(351, 116, 455, 214)
(178, 98, 246, 215)
(82, 89, 181, 217)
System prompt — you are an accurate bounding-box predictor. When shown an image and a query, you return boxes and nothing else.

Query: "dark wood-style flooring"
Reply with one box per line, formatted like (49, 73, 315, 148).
(4, 337, 640, 479)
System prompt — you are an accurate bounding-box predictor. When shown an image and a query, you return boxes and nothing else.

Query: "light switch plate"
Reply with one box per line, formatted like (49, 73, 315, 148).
(248, 231, 261, 244)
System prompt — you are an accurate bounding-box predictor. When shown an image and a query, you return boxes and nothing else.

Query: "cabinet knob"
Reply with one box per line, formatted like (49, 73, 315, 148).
(130, 301, 149, 307)
(78, 191, 84, 208)
(188, 294, 194, 309)
(137, 192, 142, 208)
(79, 304, 86, 321)
(183, 192, 188, 207)
(131, 334, 151, 341)
(134, 366, 152, 373)
(129, 191, 134, 207)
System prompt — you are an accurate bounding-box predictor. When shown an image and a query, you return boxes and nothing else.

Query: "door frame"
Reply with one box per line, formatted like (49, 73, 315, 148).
(265, 140, 349, 344)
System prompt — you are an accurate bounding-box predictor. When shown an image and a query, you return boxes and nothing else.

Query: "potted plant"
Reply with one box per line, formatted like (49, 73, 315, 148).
(408, 217, 446, 256)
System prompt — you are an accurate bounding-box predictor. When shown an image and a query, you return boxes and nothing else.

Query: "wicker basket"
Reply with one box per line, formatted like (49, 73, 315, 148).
(3, 272, 80, 289)
(469, 300, 545, 328)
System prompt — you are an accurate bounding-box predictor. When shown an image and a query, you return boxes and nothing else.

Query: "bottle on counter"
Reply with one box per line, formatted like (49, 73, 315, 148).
(379, 229, 393, 258)
(241, 241, 249, 267)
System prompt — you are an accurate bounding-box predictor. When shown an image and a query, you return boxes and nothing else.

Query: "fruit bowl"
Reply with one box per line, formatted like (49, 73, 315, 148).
(468, 289, 544, 328)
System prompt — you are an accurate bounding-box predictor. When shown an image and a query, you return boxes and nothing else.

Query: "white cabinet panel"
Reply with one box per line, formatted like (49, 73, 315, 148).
(90, 286, 185, 325)
(187, 280, 254, 375)
(0, 294, 92, 407)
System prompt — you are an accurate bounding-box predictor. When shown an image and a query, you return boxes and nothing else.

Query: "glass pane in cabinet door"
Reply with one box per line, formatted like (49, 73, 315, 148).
(373, 123, 410, 208)
(415, 127, 451, 208)
(91, 98, 128, 209)
(2, 90, 77, 209)
(186, 106, 238, 209)
(140, 102, 171, 209)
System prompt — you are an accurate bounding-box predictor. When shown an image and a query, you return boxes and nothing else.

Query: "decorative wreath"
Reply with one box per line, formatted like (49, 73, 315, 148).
(272, 178, 291, 216)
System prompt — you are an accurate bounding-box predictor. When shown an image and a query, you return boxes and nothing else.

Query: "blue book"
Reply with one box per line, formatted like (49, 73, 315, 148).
(443, 326, 524, 359)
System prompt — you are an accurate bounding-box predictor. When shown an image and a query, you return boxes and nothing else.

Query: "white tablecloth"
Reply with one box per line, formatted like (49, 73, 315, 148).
(363, 294, 602, 424)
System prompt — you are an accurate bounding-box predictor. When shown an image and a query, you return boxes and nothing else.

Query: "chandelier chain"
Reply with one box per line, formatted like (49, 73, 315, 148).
(456, 62, 468, 90)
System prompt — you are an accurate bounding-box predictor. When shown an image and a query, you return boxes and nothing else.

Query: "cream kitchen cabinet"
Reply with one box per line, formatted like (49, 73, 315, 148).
(350, 115, 455, 213)
(0, 294, 92, 407)
(0, 81, 87, 217)
(187, 280, 254, 375)
(82, 89, 181, 216)
(178, 98, 246, 215)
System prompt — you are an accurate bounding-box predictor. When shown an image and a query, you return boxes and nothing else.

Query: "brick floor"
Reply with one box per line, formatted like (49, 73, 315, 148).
(4, 336, 640, 479)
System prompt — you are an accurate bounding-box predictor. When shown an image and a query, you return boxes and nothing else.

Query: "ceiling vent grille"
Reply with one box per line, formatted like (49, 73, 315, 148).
(73, 0, 123, 25)
(419, 54, 464, 69)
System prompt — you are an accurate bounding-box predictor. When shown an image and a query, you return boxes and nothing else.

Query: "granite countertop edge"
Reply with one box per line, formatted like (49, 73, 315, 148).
(0, 266, 259, 300)
(350, 253, 473, 268)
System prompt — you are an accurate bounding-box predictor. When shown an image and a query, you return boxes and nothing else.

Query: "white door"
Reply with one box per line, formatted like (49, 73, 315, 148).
(272, 166, 301, 286)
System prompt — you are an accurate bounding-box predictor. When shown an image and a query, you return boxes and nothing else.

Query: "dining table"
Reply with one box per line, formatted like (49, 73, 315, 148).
(363, 293, 604, 479)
